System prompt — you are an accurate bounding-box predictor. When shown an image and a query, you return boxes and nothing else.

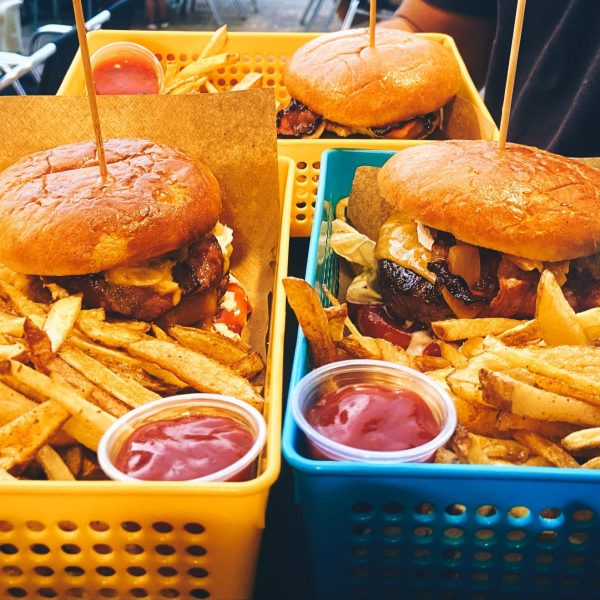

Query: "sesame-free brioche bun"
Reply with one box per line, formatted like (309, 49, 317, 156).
(0, 138, 221, 276)
(283, 28, 460, 128)
(378, 140, 600, 262)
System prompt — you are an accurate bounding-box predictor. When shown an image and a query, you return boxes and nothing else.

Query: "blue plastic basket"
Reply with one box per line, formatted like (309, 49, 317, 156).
(282, 149, 600, 600)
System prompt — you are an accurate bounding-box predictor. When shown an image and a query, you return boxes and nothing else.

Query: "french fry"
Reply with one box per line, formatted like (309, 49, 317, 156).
(62, 445, 83, 478)
(0, 312, 24, 337)
(434, 447, 458, 464)
(562, 427, 600, 453)
(36, 445, 76, 481)
(495, 411, 577, 440)
(230, 352, 266, 380)
(231, 72, 263, 91)
(452, 394, 504, 438)
(163, 60, 179, 86)
(151, 324, 171, 341)
(376, 338, 410, 365)
(432, 318, 523, 342)
(0, 360, 116, 433)
(0, 280, 46, 318)
(480, 369, 600, 426)
(59, 345, 159, 409)
(169, 324, 249, 364)
(497, 319, 541, 345)
(451, 426, 529, 465)
(459, 336, 485, 357)
(411, 355, 450, 372)
(446, 352, 507, 404)
(486, 339, 600, 406)
(535, 270, 589, 345)
(199, 24, 228, 59)
(578, 307, 600, 340)
(205, 80, 220, 93)
(513, 431, 579, 468)
(581, 456, 600, 469)
(43, 295, 82, 352)
(127, 339, 264, 411)
(439, 341, 467, 367)
(77, 318, 147, 347)
(283, 277, 338, 367)
(324, 304, 348, 342)
(0, 401, 70, 470)
(0, 343, 27, 360)
(169, 77, 207, 96)
(0, 380, 37, 425)
(0, 468, 16, 480)
(176, 53, 239, 82)
(336, 336, 380, 360)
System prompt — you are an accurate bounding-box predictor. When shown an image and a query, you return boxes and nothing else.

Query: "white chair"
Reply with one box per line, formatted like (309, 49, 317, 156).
(0, 0, 23, 52)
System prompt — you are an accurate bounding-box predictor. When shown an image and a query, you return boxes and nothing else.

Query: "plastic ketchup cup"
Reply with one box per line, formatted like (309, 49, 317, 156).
(98, 394, 267, 482)
(291, 360, 456, 463)
(90, 42, 164, 95)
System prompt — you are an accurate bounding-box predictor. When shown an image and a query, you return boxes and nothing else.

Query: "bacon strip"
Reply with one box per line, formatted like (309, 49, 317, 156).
(276, 99, 323, 137)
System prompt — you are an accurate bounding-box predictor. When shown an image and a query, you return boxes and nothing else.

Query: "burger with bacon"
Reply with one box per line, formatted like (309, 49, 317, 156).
(374, 140, 600, 324)
(277, 28, 460, 140)
(0, 138, 246, 331)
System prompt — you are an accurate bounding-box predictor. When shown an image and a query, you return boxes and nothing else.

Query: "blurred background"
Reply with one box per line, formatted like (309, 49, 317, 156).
(0, 0, 402, 95)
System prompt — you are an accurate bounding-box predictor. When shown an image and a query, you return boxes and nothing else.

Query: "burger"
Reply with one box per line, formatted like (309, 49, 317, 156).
(276, 28, 460, 140)
(0, 138, 233, 327)
(374, 140, 600, 324)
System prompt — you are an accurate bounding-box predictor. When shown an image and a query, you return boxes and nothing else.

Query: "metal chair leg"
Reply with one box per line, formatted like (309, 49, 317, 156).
(340, 0, 359, 29)
(232, 0, 247, 19)
(205, 0, 223, 25)
(300, 0, 317, 26)
(304, 0, 325, 30)
(324, 0, 342, 29)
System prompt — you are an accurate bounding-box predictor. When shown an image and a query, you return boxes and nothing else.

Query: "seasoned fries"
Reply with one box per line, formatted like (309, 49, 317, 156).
(0, 264, 266, 481)
(285, 266, 600, 469)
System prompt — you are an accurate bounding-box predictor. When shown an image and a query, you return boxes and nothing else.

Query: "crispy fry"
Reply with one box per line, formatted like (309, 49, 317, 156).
(581, 456, 600, 469)
(205, 80, 220, 93)
(486, 339, 600, 406)
(480, 369, 600, 427)
(536, 270, 589, 345)
(0, 401, 70, 470)
(0, 343, 27, 360)
(376, 338, 410, 365)
(169, 77, 208, 96)
(513, 431, 579, 468)
(283, 277, 338, 367)
(163, 60, 179, 86)
(230, 352, 266, 380)
(151, 324, 171, 341)
(411, 355, 451, 372)
(200, 24, 228, 58)
(0, 360, 116, 433)
(434, 447, 459, 464)
(451, 426, 529, 465)
(495, 411, 577, 439)
(0, 280, 46, 317)
(77, 318, 147, 347)
(169, 324, 249, 364)
(176, 53, 239, 82)
(36, 445, 76, 480)
(59, 344, 159, 409)
(452, 394, 503, 437)
(497, 319, 541, 345)
(128, 339, 263, 411)
(0, 312, 24, 336)
(446, 352, 508, 404)
(44, 295, 82, 351)
(62, 445, 83, 477)
(432, 318, 523, 342)
(562, 427, 600, 453)
(336, 336, 380, 360)
(439, 341, 467, 367)
(324, 304, 348, 342)
(231, 72, 263, 91)
(0, 380, 37, 425)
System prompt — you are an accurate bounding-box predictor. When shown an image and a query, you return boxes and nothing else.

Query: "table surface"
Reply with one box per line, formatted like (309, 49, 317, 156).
(254, 237, 316, 600)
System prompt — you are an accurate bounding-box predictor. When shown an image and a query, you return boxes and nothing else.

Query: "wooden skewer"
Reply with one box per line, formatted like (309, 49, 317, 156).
(72, 0, 107, 178)
(369, 0, 377, 48)
(498, 0, 527, 150)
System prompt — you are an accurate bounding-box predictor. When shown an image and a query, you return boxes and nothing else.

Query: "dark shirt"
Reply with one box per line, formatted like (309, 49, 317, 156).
(425, 0, 600, 156)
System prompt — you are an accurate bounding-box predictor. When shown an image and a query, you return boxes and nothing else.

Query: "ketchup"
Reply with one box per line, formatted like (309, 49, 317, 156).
(115, 414, 255, 481)
(306, 384, 440, 457)
(213, 281, 252, 335)
(354, 304, 412, 349)
(93, 54, 159, 95)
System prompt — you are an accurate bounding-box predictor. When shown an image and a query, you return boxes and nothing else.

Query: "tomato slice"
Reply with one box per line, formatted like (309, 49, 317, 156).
(213, 282, 252, 335)
(354, 304, 412, 349)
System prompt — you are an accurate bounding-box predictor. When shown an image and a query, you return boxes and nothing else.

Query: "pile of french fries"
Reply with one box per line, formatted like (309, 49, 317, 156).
(284, 270, 600, 469)
(162, 25, 264, 96)
(0, 269, 264, 482)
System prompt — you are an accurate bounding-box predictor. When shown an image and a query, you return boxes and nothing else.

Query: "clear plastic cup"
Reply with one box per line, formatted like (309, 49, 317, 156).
(98, 394, 267, 482)
(90, 42, 164, 95)
(291, 359, 457, 463)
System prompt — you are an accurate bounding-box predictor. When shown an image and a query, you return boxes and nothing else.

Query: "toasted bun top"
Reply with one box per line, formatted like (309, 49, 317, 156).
(283, 28, 460, 128)
(0, 138, 221, 276)
(378, 141, 600, 262)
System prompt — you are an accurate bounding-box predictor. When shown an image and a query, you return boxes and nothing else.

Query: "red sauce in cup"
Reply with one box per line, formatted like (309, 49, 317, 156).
(115, 414, 255, 481)
(305, 384, 440, 458)
(93, 54, 160, 95)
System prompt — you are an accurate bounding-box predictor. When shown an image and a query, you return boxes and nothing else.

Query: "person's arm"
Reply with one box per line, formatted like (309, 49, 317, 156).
(381, 0, 497, 89)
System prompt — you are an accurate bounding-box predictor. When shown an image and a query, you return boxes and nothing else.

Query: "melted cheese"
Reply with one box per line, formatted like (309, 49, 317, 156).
(105, 257, 182, 305)
(506, 255, 570, 286)
(375, 214, 435, 283)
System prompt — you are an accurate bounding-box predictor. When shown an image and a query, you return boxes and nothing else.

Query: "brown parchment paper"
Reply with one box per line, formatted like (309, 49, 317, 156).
(0, 89, 280, 357)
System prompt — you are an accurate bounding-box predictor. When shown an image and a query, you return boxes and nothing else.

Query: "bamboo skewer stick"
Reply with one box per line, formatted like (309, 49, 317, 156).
(498, 0, 527, 150)
(369, 0, 377, 48)
(72, 0, 107, 178)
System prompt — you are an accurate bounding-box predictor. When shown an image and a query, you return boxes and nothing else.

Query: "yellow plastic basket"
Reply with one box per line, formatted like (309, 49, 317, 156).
(0, 156, 294, 600)
(58, 30, 498, 237)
